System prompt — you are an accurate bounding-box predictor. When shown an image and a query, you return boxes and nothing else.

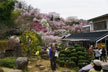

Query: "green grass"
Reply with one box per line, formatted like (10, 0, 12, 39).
(0, 57, 16, 68)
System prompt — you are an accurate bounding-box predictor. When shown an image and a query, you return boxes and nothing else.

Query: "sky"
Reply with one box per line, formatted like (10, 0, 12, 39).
(21, 0, 108, 20)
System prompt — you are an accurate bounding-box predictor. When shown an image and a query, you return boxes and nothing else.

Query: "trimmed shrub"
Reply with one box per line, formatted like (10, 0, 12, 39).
(64, 50, 69, 55)
(79, 56, 86, 60)
(78, 60, 89, 63)
(70, 49, 76, 52)
(70, 53, 77, 56)
(64, 57, 69, 61)
(77, 51, 85, 56)
(0, 57, 16, 68)
(58, 45, 93, 68)
(78, 63, 85, 68)
(68, 46, 74, 50)
(59, 54, 65, 57)
(59, 50, 65, 54)
(56, 59, 60, 63)
(76, 47, 84, 51)
(66, 61, 76, 68)
(0, 40, 8, 51)
(59, 60, 65, 67)
(70, 57, 77, 61)
(59, 57, 65, 60)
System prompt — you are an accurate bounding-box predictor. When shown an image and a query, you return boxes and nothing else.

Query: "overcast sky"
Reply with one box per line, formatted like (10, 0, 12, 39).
(21, 0, 108, 20)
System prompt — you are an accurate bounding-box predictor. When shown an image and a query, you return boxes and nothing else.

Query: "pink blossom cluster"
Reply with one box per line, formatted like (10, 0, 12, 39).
(42, 35, 62, 41)
(32, 22, 47, 32)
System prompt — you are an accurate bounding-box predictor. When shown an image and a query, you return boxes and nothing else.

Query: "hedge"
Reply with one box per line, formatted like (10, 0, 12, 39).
(70, 57, 77, 61)
(57, 45, 94, 68)
(79, 56, 86, 60)
(0, 57, 16, 68)
(0, 40, 8, 48)
(59, 54, 65, 57)
(66, 61, 76, 68)
(59, 60, 65, 67)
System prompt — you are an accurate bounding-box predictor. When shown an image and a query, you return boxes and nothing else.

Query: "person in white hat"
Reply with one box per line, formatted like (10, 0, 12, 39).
(89, 60, 103, 72)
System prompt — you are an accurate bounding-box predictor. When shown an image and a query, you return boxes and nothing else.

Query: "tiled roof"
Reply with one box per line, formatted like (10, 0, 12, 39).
(64, 31, 108, 42)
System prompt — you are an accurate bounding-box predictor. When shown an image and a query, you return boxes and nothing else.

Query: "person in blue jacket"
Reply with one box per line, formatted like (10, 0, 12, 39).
(49, 43, 57, 72)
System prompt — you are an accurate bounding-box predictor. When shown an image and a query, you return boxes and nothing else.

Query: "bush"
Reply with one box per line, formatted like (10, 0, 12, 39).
(66, 61, 76, 68)
(70, 49, 76, 52)
(56, 59, 60, 63)
(70, 53, 77, 56)
(78, 60, 89, 64)
(76, 47, 84, 51)
(59, 54, 65, 57)
(59, 60, 65, 67)
(58, 45, 93, 68)
(70, 57, 77, 61)
(65, 57, 70, 61)
(0, 57, 16, 68)
(68, 46, 74, 50)
(77, 51, 85, 56)
(78, 63, 86, 68)
(59, 50, 65, 54)
(79, 56, 86, 60)
(64, 50, 70, 55)
(0, 40, 8, 51)
(59, 57, 65, 60)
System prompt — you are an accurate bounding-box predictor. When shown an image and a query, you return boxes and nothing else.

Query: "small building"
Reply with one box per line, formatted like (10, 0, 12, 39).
(63, 14, 108, 52)
(83, 13, 108, 32)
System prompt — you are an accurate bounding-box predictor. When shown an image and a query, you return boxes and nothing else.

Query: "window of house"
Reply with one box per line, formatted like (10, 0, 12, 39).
(94, 21, 107, 30)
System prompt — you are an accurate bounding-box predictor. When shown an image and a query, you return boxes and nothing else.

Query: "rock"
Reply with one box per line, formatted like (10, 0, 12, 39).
(16, 57, 28, 69)
(41, 54, 49, 59)
(8, 70, 22, 72)
(55, 71, 61, 72)
(47, 68, 51, 71)
(62, 70, 71, 72)
(28, 61, 32, 64)
(44, 69, 49, 72)
(28, 66, 32, 69)
(39, 66, 45, 70)
(33, 71, 39, 72)
(30, 58, 37, 61)
(35, 64, 42, 67)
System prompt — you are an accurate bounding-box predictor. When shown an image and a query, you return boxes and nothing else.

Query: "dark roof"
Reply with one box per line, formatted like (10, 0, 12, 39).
(64, 31, 108, 42)
(88, 13, 108, 21)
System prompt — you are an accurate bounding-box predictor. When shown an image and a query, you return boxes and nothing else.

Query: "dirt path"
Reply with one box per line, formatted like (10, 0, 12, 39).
(28, 57, 108, 72)
(28, 59, 76, 72)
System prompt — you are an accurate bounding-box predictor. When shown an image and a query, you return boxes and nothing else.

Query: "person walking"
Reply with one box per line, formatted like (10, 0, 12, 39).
(99, 48, 102, 60)
(101, 47, 107, 62)
(93, 47, 100, 60)
(49, 43, 57, 72)
(88, 45, 94, 57)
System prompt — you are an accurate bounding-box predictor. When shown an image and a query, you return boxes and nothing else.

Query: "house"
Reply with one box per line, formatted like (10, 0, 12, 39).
(83, 13, 108, 32)
(63, 14, 108, 52)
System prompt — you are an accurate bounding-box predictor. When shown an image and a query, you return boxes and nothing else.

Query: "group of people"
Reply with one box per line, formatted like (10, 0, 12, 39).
(88, 45, 107, 62)
(79, 45, 108, 72)
(48, 43, 108, 72)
